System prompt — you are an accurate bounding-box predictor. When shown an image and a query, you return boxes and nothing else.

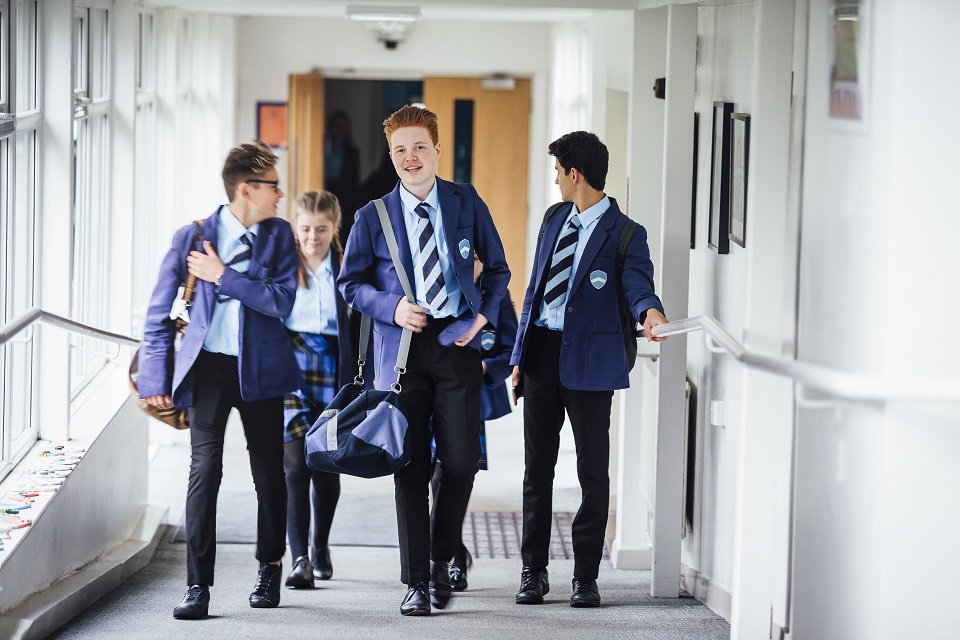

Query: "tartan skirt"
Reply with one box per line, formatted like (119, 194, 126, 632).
(283, 331, 339, 444)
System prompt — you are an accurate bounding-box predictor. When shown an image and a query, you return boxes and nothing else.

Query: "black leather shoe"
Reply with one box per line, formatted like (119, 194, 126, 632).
(285, 555, 315, 589)
(449, 545, 472, 592)
(429, 560, 453, 609)
(400, 582, 431, 616)
(249, 562, 282, 608)
(515, 566, 550, 604)
(173, 585, 210, 620)
(311, 545, 333, 581)
(570, 577, 601, 608)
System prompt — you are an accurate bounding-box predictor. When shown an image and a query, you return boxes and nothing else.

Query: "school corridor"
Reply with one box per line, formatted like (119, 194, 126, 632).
(1, 1, 958, 639)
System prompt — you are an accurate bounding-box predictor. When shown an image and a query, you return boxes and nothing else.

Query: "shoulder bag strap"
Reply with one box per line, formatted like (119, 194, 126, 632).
(616, 219, 642, 338)
(373, 198, 415, 391)
(173, 220, 205, 334)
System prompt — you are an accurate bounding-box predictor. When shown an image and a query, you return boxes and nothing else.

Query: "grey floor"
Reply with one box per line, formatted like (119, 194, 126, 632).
(51, 405, 730, 639)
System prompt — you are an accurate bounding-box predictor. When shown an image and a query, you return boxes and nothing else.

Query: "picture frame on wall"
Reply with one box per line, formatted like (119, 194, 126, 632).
(256, 101, 288, 149)
(691, 112, 699, 250)
(708, 101, 733, 254)
(729, 113, 750, 248)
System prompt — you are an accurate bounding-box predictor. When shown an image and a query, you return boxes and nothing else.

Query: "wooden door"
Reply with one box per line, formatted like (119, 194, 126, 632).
(423, 77, 530, 305)
(287, 73, 325, 219)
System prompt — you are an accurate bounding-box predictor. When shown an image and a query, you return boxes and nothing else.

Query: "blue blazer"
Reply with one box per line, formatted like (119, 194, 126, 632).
(510, 198, 664, 392)
(138, 210, 302, 408)
(479, 290, 518, 422)
(338, 179, 510, 391)
(330, 252, 358, 389)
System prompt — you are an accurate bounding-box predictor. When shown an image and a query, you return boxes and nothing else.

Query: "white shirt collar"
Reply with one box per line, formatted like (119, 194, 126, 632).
(399, 180, 440, 215)
(219, 205, 260, 243)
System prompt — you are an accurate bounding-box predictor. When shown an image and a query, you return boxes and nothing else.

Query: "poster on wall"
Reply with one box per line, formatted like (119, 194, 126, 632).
(829, 0, 867, 121)
(729, 113, 750, 248)
(256, 101, 288, 149)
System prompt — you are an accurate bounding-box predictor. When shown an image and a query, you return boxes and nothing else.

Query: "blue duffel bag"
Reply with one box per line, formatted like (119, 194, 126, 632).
(304, 380, 410, 479)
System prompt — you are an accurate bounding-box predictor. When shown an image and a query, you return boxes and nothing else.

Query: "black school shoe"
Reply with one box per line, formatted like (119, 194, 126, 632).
(449, 545, 473, 591)
(173, 585, 210, 620)
(569, 577, 601, 608)
(400, 582, 431, 616)
(285, 555, 315, 589)
(312, 545, 333, 580)
(515, 566, 550, 604)
(249, 562, 282, 608)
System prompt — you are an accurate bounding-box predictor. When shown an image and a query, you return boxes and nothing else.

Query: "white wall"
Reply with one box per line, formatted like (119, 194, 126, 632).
(682, 3, 759, 611)
(793, 1, 960, 638)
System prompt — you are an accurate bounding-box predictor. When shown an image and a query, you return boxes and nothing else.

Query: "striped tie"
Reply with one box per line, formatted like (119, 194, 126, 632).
(414, 203, 448, 314)
(216, 231, 254, 302)
(541, 214, 582, 309)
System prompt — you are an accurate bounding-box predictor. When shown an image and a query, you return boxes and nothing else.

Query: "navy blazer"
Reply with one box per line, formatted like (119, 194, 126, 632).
(338, 179, 510, 391)
(329, 252, 359, 389)
(138, 210, 302, 407)
(510, 198, 664, 391)
(479, 289, 518, 422)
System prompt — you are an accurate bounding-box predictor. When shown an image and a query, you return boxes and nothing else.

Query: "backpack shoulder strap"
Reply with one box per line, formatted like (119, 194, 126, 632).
(539, 201, 568, 232)
(615, 219, 642, 339)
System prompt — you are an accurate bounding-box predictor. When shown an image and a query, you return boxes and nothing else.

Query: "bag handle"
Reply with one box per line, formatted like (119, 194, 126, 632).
(373, 198, 415, 392)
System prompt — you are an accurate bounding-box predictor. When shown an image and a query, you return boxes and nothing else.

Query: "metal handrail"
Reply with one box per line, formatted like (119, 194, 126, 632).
(651, 315, 960, 404)
(0, 307, 140, 348)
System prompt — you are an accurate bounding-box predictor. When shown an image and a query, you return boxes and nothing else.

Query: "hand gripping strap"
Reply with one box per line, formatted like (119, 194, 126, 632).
(373, 198, 415, 380)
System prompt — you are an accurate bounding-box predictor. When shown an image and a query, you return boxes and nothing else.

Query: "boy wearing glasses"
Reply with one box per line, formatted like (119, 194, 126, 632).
(138, 140, 301, 620)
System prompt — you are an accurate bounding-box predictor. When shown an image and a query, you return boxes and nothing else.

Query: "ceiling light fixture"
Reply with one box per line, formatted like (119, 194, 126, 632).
(346, 5, 421, 23)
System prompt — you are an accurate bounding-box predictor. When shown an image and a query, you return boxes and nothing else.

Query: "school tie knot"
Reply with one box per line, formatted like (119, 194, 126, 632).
(415, 202, 431, 219)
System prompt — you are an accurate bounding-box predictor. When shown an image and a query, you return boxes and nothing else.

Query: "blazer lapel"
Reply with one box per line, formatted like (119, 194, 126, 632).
(384, 186, 417, 290)
(536, 203, 573, 290)
(437, 179, 462, 263)
(197, 210, 220, 323)
(569, 201, 618, 296)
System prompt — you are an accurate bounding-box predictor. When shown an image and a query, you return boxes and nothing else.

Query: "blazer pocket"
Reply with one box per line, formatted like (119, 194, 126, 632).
(587, 332, 626, 378)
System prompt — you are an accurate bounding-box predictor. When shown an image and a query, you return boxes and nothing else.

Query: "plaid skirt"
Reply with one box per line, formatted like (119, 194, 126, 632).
(283, 331, 339, 444)
(431, 420, 488, 471)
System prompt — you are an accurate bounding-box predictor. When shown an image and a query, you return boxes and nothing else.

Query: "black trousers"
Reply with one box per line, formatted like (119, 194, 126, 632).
(185, 350, 287, 586)
(520, 326, 613, 580)
(395, 317, 481, 585)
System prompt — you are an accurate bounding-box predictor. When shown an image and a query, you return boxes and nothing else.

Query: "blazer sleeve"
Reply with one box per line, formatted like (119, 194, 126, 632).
(337, 210, 405, 325)
(469, 184, 510, 326)
(215, 222, 298, 319)
(137, 225, 193, 398)
(623, 223, 665, 322)
(483, 291, 518, 386)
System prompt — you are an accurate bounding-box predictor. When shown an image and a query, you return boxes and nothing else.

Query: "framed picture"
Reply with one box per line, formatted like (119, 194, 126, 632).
(691, 112, 699, 250)
(708, 101, 733, 254)
(729, 113, 750, 248)
(256, 101, 287, 149)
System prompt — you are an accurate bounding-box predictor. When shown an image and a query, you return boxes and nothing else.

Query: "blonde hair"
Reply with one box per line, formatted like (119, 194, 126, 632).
(293, 190, 343, 288)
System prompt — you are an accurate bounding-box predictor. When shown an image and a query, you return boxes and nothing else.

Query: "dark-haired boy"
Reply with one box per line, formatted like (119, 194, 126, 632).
(510, 131, 668, 608)
(139, 141, 301, 619)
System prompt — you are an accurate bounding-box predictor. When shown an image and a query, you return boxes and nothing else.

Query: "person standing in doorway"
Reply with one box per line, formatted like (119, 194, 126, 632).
(510, 131, 668, 608)
(139, 141, 300, 619)
(324, 110, 361, 242)
(281, 190, 355, 588)
(338, 105, 510, 616)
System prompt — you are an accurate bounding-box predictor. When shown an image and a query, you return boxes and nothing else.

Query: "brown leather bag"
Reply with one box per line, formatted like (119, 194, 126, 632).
(129, 220, 203, 429)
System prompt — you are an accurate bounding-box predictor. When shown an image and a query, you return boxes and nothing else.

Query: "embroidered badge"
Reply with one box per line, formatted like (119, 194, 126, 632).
(480, 330, 496, 351)
(459, 239, 471, 259)
(590, 270, 608, 289)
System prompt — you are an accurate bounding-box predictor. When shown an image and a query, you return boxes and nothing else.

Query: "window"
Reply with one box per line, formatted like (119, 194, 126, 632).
(132, 10, 157, 329)
(0, 0, 40, 481)
(69, 4, 111, 399)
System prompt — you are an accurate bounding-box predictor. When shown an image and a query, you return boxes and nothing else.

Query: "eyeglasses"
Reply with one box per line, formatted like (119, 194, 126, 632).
(247, 179, 281, 193)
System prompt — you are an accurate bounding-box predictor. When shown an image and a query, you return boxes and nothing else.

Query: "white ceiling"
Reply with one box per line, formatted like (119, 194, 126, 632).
(139, 0, 646, 23)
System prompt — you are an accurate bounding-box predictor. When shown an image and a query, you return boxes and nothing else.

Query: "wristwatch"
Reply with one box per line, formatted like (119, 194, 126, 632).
(214, 271, 224, 287)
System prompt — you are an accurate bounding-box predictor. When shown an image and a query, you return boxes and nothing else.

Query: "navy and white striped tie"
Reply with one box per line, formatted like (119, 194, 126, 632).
(216, 231, 254, 302)
(541, 214, 582, 309)
(414, 202, 448, 314)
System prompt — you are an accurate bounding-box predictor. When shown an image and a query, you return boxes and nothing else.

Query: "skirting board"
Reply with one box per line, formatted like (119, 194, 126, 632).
(680, 563, 732, 622)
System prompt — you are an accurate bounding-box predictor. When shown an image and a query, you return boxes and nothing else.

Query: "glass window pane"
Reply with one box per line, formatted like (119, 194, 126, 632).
(90, 8, 108, 100)
(73, 9, 87, 97)
(15, 0, 38, 112)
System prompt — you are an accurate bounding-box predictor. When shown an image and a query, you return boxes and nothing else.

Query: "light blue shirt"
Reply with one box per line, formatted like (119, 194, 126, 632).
(535, 195, 610, 331)
(398, 181, 464, 318)
(284, 253, 338, 336)
(203, 206, 260, 356)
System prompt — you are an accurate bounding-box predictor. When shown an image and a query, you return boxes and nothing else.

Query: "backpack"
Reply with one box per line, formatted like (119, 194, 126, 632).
(540, 203, 642, 372)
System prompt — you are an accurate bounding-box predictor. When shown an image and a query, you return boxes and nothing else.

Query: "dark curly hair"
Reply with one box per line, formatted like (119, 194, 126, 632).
(548, 131, 608, 192)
